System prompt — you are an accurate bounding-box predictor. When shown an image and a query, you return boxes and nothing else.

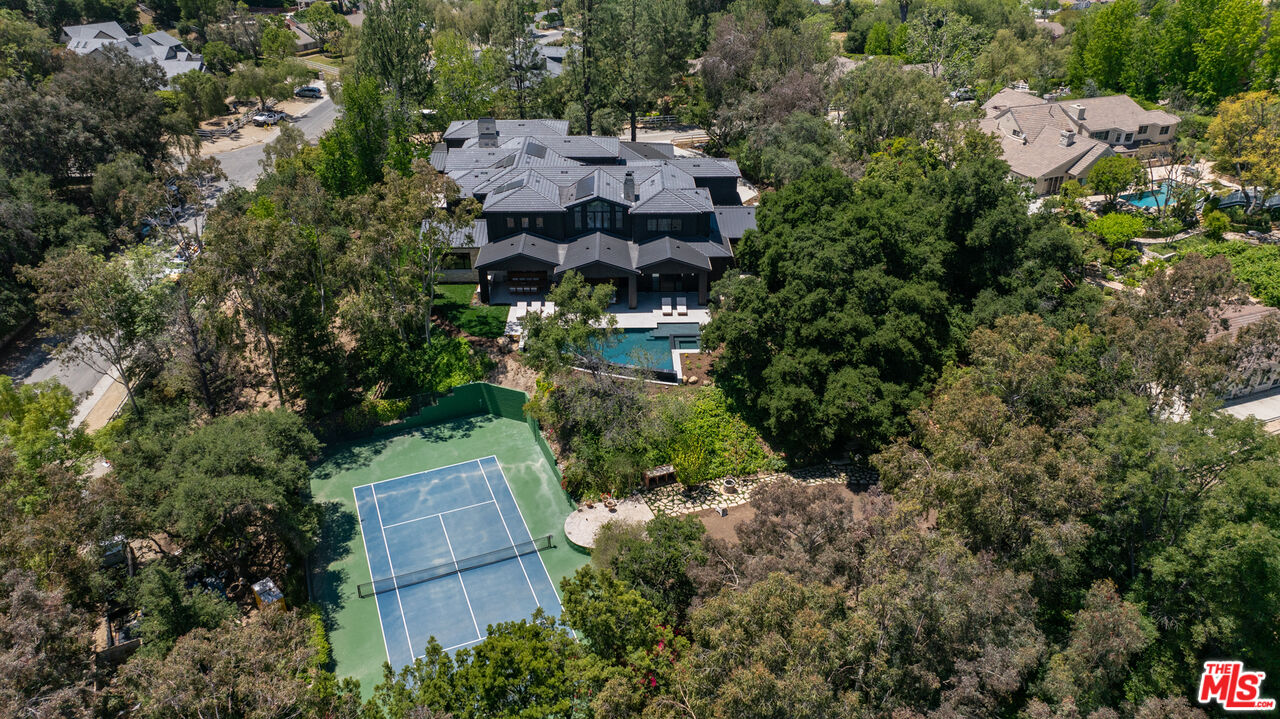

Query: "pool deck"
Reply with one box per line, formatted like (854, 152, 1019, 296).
(500, 291, 710, 335)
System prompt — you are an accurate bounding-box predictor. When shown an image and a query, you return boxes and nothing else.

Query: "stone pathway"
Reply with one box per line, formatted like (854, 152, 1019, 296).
(640, 462, 879, 516)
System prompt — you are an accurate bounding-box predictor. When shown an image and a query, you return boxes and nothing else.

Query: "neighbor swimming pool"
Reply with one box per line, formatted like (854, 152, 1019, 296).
(598, 325, 702, 372)
(1121, 181, 1186, 208)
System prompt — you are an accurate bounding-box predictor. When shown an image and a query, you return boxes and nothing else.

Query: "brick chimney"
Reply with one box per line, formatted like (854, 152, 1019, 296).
(1059, 129, 1076, 147)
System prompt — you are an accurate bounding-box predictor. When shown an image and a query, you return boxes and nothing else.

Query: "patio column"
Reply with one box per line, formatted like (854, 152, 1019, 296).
(698, 271, 708, 306)
(478, 270, 490, 304)
(628, 275, 637, 309)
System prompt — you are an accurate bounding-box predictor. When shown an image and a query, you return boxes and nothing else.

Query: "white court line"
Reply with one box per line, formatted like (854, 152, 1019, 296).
(442, 636, 485, 652)
(380, 499, 496, 529)
(351, 456, 490, 491)
(370, 484, 416, 663)
(482, 456, 567, 607)
(352, 486, 393, 665)
(477, 459, 540, 606)
(439, 514, 483, 643)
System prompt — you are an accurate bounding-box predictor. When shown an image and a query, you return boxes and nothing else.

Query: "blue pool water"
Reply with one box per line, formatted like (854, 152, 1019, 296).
(598, 328, 700, 371)
(1121, 182, 1179, 208)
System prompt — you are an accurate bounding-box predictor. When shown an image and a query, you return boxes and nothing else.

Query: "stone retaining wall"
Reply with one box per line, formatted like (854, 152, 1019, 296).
(640, 462, 879, 516)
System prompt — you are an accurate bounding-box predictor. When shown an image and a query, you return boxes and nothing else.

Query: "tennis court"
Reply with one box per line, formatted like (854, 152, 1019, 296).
(354, 456, 563, 667)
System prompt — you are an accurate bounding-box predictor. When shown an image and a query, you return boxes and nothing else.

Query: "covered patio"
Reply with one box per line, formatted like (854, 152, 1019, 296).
(475, 233, 715, 308)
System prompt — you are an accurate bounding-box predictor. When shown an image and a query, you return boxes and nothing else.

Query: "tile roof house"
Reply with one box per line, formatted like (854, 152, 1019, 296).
(1207, 303, 1280, 401)
(61, 22, 203, 87)
(433, 118, 754, 308)
(980, 90, 1181, 195)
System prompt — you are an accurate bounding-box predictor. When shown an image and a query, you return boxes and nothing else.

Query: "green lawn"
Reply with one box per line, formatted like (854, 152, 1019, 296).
(308, 412, 586, 696)
(436, 283, 509, 338)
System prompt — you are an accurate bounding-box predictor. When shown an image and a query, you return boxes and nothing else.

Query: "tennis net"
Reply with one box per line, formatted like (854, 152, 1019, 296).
(358, 534, 554, 598)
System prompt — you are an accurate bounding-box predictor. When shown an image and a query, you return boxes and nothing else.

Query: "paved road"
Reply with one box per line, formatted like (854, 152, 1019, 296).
(0, 328, 103, 397)
(210, 91, 339, 188)
(0, 88, 340, 417)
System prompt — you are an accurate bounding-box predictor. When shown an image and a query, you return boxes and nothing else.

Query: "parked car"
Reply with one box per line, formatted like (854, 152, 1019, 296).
(295, 85, 322, 99)
(252, 110, 286, 126)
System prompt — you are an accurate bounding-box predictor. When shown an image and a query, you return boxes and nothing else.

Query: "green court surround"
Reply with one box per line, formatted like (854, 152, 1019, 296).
(307, 384, 588, 695)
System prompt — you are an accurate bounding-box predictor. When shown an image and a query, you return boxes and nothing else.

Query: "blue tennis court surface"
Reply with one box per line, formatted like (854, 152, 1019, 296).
(353, 456, 563, 668)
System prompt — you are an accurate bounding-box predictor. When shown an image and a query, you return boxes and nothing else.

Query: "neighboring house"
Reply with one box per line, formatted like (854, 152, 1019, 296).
(286, 18, 322, 53)
(431, 118, 755, 309)
(1212, 303, 1280, 401)
(61, 22, 204, 87)
(1034, 19, 1066, 39)
(536, 44, 568, 79)
(980, 89, 1181, 194)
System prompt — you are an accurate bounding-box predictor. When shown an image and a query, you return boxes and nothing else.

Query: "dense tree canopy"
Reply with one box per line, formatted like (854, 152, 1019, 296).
(704, 134, 1088, 456)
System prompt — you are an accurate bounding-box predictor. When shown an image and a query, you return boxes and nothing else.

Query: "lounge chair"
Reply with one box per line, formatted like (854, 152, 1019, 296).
(676, 297, 688, 316)
(662, 297, 674, 316)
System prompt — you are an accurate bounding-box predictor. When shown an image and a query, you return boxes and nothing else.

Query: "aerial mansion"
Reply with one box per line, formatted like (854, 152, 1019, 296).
(980, 90, 1182, 194)
(431, 119, 756, 308)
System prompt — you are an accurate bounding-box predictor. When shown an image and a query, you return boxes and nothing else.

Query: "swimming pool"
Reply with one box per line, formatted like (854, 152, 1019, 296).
(1121, 181, 1185, 208)
(598, 326, 701, 372)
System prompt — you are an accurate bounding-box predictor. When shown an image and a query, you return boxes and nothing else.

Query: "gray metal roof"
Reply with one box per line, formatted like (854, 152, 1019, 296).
(713, 206, 757, 240)
(447, 219, 488, 248)
(555, 233, 638, 275)
(477, 231, 731, 272)
(444, 118, 569, 140)
(538, 135, 621, 159)
(481, 170, 565, 212)
(620, 142, 677, 161)
(635, 237, 712, 271)
(632, 166, 712, 213)
(666, 158, 741, 178)
(562, 168, 630, 206)
(475, 233, 562, 268)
